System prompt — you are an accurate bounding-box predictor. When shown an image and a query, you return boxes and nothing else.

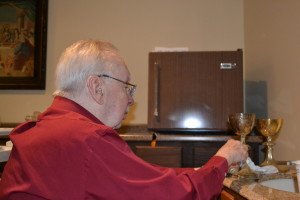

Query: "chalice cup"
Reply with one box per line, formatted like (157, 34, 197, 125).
(255, 119, 284, 171)
(228, 113, 256, 178)
(228, 113, 256, 145)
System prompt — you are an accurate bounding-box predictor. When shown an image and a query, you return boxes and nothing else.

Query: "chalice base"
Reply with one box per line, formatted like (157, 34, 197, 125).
(236, 165, 259, 180)
(260, 159, 277, 167)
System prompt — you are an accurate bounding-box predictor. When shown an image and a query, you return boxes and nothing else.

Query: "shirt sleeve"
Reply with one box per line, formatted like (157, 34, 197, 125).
(84, 132, 229, 200)
(186, 156, 229, 199)
(150, 163, 196, 175)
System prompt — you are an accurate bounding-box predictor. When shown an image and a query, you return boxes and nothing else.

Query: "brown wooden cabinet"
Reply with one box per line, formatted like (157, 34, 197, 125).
(148, 51, 243, 132)
(125, 134, 263, 168)
(218, 187, 247, 200)
(220, 190, 235, 200)
(134, 146, 182, 167)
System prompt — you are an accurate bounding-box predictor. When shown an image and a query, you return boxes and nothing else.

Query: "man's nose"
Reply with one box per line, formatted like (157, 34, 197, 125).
(128, 95, 134, 106)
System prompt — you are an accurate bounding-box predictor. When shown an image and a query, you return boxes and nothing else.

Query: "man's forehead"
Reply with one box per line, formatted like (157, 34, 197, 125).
(106, 55, 131, 80)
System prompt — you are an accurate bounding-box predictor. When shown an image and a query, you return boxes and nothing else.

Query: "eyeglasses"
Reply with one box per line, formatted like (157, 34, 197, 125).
(97, 74, 137, 97)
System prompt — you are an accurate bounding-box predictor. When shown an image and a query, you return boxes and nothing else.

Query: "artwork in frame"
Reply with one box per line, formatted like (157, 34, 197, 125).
(0, 0, 48, 89)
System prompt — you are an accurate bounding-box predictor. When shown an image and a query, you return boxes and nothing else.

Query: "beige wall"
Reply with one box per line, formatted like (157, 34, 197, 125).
(2, 0, 299, 161)
(244, 0, 300, 161)
(0, 0, 244, 124)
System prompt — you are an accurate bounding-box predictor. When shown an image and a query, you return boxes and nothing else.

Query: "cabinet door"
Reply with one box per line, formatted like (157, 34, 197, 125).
(148, 51, 243, 131)
(193, 145, 222, 166)
(134, 146, 182, 167)
(220, 190, 235, 200)
(220, 187, 248, 200)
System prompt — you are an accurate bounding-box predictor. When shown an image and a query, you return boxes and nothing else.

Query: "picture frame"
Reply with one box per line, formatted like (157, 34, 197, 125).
(0, 0, 48, 89)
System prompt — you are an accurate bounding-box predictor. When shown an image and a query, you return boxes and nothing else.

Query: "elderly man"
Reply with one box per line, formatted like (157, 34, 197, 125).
(0, 40, 248, 200)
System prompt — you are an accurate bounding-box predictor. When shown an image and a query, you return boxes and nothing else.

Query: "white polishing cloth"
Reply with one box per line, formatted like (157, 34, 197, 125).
(246, 157, 279, 174)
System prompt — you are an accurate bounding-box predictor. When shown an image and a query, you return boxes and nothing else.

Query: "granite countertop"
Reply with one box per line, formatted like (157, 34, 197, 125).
(120, 133, 263, 142)
(224, 168, 300, 200)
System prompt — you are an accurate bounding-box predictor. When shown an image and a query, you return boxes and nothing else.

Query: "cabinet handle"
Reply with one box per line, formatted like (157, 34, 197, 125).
(220, 63, 236, 69)
(220, 190, 235, 200)
(154, 62, 160, 119)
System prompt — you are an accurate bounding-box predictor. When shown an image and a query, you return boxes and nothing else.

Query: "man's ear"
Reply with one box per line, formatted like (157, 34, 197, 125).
(86, 76, 104, 105)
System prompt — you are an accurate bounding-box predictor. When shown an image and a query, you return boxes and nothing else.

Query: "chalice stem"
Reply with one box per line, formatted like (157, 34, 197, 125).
(267, 143, 275, 163)
(240, 134, 246, 144)
(261, 142, 276, 166)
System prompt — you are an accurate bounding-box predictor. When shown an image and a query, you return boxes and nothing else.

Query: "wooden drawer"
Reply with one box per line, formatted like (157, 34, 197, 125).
(134, 146, 182, 168)
(218, 187, 247, 200)
(193, 145, 221, 166)
(220, 190, 235, 200)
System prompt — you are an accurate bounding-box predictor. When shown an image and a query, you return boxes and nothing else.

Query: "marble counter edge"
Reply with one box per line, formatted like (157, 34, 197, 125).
(224, 173, 300, 200)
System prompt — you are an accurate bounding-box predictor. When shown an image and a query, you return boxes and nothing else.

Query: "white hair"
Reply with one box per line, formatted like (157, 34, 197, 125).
(53, 39, 120, 97)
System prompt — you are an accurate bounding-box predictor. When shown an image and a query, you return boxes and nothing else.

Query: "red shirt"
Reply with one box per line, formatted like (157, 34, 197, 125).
(0, 97, 228, 200)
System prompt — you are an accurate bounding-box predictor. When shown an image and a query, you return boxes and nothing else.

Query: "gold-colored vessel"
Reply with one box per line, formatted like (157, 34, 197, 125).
(228, 113, 256, 145)
(255, 119, 285, 171)
(228, 113, 257, 179)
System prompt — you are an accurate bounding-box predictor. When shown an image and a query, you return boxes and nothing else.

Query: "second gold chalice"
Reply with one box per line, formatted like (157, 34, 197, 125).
(255, 119, 285, 171)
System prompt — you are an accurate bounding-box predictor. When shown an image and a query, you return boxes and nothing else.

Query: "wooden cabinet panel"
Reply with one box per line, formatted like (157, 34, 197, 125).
(193, 143, 258, 167)
(0, 162, 6, 178)
(128, 140, 262, 168)
(148, 51, 243, 132)
(219, 187, 247, 200)
(194, 145, 222, 166)
(134, 146, 182, 168)
(220, 190, 235, 200)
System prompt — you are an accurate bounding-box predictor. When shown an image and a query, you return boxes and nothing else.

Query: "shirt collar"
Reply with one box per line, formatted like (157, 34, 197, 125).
(48, 96, 103, 125)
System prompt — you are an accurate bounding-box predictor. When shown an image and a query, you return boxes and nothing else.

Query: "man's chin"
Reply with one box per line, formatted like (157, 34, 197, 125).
(113, 123, 122, 130)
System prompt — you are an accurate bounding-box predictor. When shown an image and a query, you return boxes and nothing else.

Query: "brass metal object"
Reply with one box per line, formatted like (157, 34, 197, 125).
(255, 119, 286, 172)
(228, 113, 258, 178)
(228, 113, 256, 144)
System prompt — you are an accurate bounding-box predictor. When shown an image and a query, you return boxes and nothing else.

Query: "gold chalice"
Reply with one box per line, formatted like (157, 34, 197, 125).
(228, 113, 257, 179)
(228, 113, 256, 145)
(255, 119, 285, 171)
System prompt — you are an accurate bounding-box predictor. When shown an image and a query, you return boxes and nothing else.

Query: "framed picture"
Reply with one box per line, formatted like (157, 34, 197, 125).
(0, 0, 48, 89)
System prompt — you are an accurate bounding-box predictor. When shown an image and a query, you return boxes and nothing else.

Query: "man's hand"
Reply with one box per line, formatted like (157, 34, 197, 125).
(215, 139, 248, 166)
